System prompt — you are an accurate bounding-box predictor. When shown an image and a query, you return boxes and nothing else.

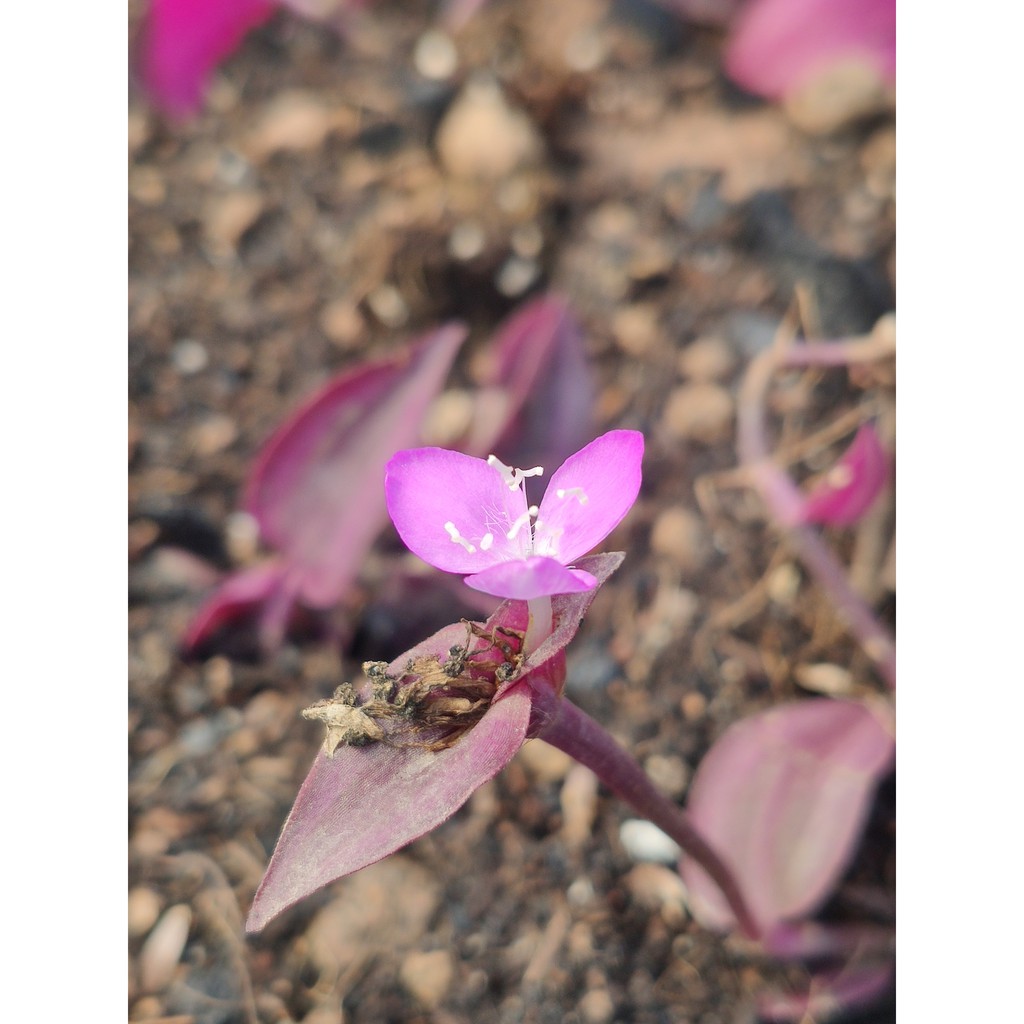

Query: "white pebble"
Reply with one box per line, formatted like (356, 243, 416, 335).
(619, 819, 682, 864)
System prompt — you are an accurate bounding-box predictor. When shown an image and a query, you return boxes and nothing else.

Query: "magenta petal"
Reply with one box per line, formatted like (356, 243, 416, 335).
(245, 324, 465, 608)
(725, 0, 895, 101)
(246, 617, 533, 931)
(680, 699, 895, 931)
(464, 556, 596, 600)
(535, 430, 644, 564)
(136, 0, 277, 119)
(385, 449, 530, 573)
(800, 425, 890, 526)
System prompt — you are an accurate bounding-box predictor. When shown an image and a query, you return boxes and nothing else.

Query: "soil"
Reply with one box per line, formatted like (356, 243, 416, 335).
(128, 2, 896, 1022)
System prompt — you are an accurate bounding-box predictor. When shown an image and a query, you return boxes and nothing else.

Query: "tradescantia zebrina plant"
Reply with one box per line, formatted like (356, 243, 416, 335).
(247, 431, 761, 938)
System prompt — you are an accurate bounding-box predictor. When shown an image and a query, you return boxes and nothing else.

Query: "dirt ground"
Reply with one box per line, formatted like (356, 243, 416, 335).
(128, 2, 895, 1021)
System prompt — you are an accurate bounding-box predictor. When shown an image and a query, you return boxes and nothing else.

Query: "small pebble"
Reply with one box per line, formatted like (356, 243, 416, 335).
(517, 739, 573, 782)
(662, 383, 734, 444)
(579, 987, 615, 1024)
(560, 763, 599, 848)
(366, 283, 409, 328)
(619, 819, 682, 863)
(795, 662, 854, 696)
(643, 754, 690, 799)
(650, 507, 711, 574)
(625, 863, 690, 924)
(767, 562, 801, 607)
(247, 90, 345, 157)
(320, 299, 365, 348)
(190, 413, 237, 457)
(677, 337, 737, 382)
(171, 338, 209, 375)
(203, 191, 264, 252)
(225, 510, 260, 564)
(436, 77, 543, 180)
(680, 691, 706, 722)
(138, 904, 192, 992)
(612, 303, 661, 357)
(448, 221, 486, 261)
(128, 887, 162, 940)
(783, 58, 891, 135)
(399, 950, 455, 1008)
(414, 30, 458, 80)
(496, 256, 540, 297)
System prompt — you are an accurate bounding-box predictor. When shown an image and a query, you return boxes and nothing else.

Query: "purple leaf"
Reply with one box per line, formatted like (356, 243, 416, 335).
(468, 295, 595, 470)
(247, 680, 533, 932)
(180, 560, 292, 655)
(680, 699, 894, 932)
(244, 324, 466, 609)
(182, 325, 465, 655)
(136, 0, 278, 119)
(800, 424, 890, 527)
(385, 431, 643, 600)
(725, 0, 895, 101)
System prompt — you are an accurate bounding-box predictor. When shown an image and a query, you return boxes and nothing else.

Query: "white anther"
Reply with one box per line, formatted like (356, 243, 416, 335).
(444, 521, 476, 553)
(556, 486, 589, 505)
(506, 505, 539, 541)
(487, 454, 545, 490)
(480, 532, 494, 551)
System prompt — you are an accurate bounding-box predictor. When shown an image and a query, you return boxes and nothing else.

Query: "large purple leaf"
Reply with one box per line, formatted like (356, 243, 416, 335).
(244, 324, 466, 608)
(467, 295, 594, 470)
(680, 699, 894, 932)
(247, 609, 533, 931)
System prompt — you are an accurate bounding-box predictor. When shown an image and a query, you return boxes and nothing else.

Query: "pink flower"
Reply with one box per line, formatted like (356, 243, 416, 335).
(384, 430, 644, 600)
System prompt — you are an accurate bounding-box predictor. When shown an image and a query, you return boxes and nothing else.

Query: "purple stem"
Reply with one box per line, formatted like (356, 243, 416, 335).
(736, 329, 896, 689)
(532, 690, 762, 940)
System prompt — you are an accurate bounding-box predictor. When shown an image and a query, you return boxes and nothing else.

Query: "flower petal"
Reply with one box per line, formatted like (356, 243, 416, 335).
(385, 448, 530, 573)
(535, 430, 644, 564)
(465, 556, 596, 600)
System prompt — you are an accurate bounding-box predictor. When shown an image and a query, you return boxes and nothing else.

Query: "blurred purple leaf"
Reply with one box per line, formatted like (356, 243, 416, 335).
(467, 295, 595, 470)
(246, 555, 624, 931)
(136, 0, 278, 119)
(800, 424, 890, 526)
(725, 0, 895, 101)
(680, 698, 894, 932)
(182, 324, 465, 656)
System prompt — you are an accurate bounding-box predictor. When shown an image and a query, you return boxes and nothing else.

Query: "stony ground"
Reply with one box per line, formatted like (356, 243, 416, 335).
(128, 2, 895, 1021)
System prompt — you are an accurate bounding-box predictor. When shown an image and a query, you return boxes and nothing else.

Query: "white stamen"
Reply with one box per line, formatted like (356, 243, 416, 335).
(506, 505, 539, 541)
(487, 454, 545, 490)
(444, 521, 476, 553)
(556, 486, 589, 505)
(480, 532, 494, 551)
